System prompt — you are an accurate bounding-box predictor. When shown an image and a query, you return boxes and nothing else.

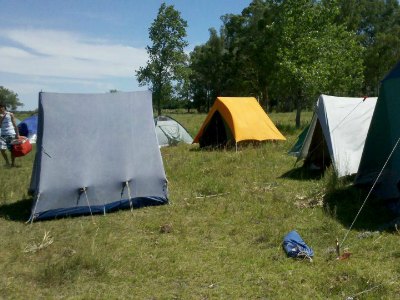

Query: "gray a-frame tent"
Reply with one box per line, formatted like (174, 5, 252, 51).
(29, 91, 168, 221)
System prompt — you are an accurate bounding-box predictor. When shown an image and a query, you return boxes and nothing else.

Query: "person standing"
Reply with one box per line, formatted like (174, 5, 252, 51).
(0, 103, 20, 167)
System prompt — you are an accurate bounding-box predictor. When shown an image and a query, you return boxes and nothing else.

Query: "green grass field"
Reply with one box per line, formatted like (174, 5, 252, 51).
(1, 111, 399, 299)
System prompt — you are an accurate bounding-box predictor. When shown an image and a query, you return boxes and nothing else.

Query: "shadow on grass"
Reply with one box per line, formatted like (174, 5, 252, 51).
(280, 165, 325, 181)
(0, 198, 31, 222)
(189, 145, 241, 152)
(189, 141, 282, 152)
(323, 185, 396, 231)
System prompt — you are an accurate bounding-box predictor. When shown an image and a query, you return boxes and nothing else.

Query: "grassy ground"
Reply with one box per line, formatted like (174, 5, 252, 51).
(1, 111, 399, 299)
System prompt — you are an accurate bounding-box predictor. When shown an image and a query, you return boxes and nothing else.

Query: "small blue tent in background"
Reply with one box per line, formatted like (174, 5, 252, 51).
(18, 115, 38, 143)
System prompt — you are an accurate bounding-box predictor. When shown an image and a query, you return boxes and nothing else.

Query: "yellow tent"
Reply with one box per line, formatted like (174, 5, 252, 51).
(193, 97, 286, 147)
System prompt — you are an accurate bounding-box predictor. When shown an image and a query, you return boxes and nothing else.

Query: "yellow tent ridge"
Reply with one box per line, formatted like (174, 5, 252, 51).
(193, 97, 286, 147)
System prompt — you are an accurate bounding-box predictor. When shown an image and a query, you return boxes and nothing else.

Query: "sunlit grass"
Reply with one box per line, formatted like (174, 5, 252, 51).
(0, 111, 399, 298)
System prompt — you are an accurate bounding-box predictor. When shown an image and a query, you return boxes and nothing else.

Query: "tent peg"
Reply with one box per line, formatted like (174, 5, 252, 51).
(78, 187, 88, 195)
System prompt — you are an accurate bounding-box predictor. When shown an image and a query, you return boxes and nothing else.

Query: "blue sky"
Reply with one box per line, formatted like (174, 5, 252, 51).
(0, 0, 252, 111)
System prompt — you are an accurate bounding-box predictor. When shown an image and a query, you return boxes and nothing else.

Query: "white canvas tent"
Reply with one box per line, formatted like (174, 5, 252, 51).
(296, 94, 377, 177)
(29, 91, 168, 221)
(154, 115, 193, 147)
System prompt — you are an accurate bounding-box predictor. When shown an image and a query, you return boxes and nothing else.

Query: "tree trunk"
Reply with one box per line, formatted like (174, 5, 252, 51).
(153, 88, 162, 116)
(206, 89, 210, 112)
(154, 87, 161, 116)
(263, 85, 269, 112)
(156, 72, 162, 116)
(157, 97, 161, 116)
(295, 90, 302, 129)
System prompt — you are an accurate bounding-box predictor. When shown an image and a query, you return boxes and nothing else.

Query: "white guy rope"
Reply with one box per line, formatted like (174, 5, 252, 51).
(340, 136, 400, 247)
(330, 99, 366, 134)
(29, 192, 41, 224)
(82, 187, 95, 224)
(125, 181, 134, 213)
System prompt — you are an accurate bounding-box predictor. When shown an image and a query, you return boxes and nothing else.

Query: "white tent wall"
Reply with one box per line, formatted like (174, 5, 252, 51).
(298, 94, 377, 177)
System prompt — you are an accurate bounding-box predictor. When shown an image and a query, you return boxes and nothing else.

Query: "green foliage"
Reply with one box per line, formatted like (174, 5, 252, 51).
(0, 86, 24, 110)
(188, 0, 366, 124)
(190, 1, 275, 112)
(221, 1, 277, 110)
(136, 3, 189, 115)
(189, 0, 400, 125)
(337, 0, 400, 95)
(189, 28, 225, 112)
(270, 0, 364, 127)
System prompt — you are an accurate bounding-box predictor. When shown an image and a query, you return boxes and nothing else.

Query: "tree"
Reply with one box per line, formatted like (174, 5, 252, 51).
(136, 3, 189, 116)
(189, 28, 225, 112)
(175, 58, 192, 112)
(337, 0, 400, 95)
(0, 86, 24, 110)
(270, 0, 364, 127)
(188, 0, 366, 126)
(221, 0, 276, 110)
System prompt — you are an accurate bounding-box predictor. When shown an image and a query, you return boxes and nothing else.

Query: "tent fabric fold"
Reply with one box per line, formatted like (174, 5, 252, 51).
(29, 91, 168, 221)
(288, 124, 310, 157)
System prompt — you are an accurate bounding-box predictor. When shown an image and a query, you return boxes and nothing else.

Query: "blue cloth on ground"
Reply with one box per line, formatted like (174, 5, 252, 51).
(283, 230, 314, 258)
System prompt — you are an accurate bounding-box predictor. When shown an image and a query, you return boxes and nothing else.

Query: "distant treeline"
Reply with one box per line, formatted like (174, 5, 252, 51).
(163, 0, 399, 126)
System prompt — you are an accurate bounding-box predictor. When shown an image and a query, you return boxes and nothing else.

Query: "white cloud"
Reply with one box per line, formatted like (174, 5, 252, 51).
(0, 46, 33, 58)
(0, 28, 148, 79)
(0, 28, 149, 110)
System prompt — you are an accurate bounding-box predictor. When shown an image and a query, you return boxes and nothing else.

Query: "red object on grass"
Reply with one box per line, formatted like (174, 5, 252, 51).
(11, 136, 32, 157)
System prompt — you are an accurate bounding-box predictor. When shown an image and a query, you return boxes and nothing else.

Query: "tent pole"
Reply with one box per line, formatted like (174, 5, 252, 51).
(30, 192, 41, 224)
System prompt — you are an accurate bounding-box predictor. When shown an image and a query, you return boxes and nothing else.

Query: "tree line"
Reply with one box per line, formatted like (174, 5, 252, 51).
(137, 0, 400, 127)
(3, 1, 398, 126)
